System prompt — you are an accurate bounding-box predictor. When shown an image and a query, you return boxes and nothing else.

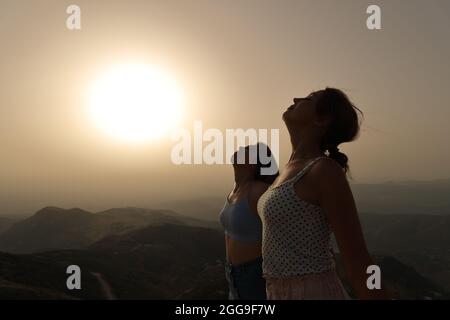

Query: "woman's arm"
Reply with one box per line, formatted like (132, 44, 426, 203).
(313, 160, 390, 300)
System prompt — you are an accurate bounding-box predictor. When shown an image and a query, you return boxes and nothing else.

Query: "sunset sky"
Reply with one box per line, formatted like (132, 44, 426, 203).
(1, 0, 450, 215)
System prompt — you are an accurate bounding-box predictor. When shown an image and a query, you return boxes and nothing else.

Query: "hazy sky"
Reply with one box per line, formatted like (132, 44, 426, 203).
(1, 0, 450, 215)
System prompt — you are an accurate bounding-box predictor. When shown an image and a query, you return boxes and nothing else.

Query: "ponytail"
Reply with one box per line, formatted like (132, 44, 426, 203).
(325, 145, 349, 173)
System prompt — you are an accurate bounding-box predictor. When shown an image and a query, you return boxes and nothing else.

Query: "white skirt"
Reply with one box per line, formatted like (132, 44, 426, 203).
(265, 269, 351, 300)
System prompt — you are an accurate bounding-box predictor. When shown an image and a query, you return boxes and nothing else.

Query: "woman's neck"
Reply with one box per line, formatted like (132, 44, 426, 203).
(289, 133, 323, 163)
(233, 170, 254, 187)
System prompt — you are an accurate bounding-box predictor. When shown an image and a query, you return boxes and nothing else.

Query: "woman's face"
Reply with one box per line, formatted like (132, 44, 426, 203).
(282, 90, 324, 127)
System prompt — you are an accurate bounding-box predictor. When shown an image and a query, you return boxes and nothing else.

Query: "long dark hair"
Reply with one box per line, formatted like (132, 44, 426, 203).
(253, 143, 279, 184)
(315, 88, 363, 173)
(233, 143, 279, 184)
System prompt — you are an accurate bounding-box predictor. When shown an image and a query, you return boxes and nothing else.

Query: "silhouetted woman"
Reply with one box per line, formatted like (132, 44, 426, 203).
(219, 143, 279, 300)
(258, 88, 389, 299)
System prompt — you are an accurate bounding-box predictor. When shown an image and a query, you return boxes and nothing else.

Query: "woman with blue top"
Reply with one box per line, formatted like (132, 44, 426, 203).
(219, 143, 279, 300)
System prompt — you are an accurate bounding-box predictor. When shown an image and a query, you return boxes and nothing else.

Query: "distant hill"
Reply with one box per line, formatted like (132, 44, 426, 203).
(157, 196, 226, 222)
(0, 206, 219, 254)
(0, 251, 102, 299)
(352, 179, 450, 215)
(335, 254, 449, 300)
(0, 224, 227, 299)
(360, 213, 450, 253)
(0, 223, 447, 300)
(359, 213, 450, 292)
(0, 217, 18, 234)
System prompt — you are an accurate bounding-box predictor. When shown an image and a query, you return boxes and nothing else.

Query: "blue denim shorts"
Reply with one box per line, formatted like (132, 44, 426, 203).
(224, 256, 266, 300)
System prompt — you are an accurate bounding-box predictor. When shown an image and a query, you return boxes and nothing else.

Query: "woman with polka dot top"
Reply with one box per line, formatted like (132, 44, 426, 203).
(257, 88, 390, 300)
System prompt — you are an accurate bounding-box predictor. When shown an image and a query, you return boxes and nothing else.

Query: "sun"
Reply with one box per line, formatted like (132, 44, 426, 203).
(88, 63, 184, 143)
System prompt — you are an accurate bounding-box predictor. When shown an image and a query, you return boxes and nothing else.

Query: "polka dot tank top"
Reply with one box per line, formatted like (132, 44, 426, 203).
(257, 156, 336, 278)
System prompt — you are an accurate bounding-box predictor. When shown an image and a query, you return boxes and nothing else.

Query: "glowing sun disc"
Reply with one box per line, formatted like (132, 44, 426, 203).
(88, 64, 183, 142)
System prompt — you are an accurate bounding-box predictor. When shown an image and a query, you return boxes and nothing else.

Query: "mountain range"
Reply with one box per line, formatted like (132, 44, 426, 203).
(0, 224, 226, 299)
(353, 179, 450, 215)
(1, 222, 448, 300)
(1, 203, 450, 299)
(0, 206, 218, 253)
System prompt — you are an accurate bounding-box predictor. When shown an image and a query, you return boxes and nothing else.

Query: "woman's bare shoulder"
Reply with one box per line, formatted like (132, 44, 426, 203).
(309, 157, 348, 187)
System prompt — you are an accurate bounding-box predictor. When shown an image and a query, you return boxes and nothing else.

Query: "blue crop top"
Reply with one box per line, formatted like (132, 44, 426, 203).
(219, 197, 262, 244)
